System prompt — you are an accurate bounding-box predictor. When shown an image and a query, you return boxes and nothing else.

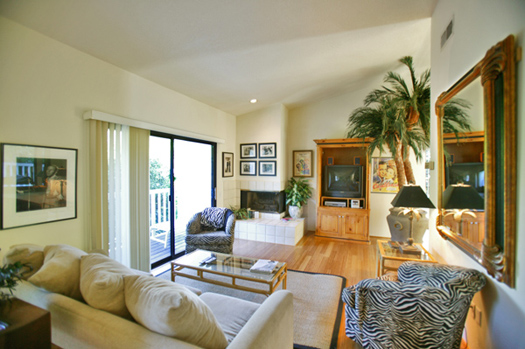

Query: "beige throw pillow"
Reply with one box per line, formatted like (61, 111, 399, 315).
(3, 244, 44, 279)
(80, 253, 136, 319)
(124, 275, 228, 349)
(28, 244, 87, 301)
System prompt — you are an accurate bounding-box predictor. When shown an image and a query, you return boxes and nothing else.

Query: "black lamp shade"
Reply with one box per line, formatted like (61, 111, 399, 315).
(391, 185, 435, 209)
(442, 184, 484, 210)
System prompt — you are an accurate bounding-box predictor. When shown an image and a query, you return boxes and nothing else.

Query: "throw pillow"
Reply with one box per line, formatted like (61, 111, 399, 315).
(124, 275, 228, 349)
(3, 244, 44, 279)
(80, 253, 136, 319)
(28, 244, 87, 301)
(200, 207, 227, 229)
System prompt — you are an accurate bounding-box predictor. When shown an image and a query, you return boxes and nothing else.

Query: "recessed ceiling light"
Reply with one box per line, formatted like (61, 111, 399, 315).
(250, 99, 258, 104)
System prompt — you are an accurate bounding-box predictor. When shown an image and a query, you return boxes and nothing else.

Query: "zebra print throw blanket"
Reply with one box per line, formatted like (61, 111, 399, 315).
(200, 207, 228, 228)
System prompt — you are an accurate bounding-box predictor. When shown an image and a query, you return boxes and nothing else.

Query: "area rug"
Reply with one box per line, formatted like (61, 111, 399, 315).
(157, 268, 345, 349)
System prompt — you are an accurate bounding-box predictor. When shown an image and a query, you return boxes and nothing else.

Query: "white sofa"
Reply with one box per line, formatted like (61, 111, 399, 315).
(7, 244, 294, 349)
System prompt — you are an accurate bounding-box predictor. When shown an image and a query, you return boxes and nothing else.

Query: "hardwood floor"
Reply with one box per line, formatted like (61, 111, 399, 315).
(233, 231, 377, 349)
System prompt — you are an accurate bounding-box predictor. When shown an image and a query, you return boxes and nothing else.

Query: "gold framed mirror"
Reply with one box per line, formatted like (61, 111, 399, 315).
(435, 35, 517, 287)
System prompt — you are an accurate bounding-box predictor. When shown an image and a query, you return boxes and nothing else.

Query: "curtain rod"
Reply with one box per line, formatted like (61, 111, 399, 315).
(83, 110, 225, 144)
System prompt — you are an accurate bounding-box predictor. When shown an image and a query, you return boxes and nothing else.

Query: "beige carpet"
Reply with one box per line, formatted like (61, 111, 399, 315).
(157, 269, 345, 349)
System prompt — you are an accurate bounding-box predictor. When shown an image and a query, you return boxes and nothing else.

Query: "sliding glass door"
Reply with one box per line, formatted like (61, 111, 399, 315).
(149, 133, 216, 269)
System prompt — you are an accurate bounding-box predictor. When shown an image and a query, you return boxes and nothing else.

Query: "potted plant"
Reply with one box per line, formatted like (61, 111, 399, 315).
(285, 178, 313, 219)
(229, 206, 249, 220)
(0, 261, 26, 304)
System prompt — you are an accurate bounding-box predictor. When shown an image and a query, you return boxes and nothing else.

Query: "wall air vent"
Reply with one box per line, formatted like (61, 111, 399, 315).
(441, 17, 454, 49)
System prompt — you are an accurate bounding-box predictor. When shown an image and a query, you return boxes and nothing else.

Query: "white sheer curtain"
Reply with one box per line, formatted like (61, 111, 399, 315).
(88, 120, 149, 270)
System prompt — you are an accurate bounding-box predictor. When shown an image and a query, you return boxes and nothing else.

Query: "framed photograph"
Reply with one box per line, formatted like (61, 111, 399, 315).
(371, 157, 399, 193)
(259, 161, 276, 176)
(240, 143, 257, 159)
(240, 161, 256, 176)
(1, 143, 77, 229)
(258, 143, 276, 158)
(293, 150, 313, 177)
(222, 152, 234, 177)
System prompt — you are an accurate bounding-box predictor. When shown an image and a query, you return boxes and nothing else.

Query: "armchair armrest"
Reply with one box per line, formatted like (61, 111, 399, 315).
(225, 213, 235, 237)
(186, 212, 203, 235)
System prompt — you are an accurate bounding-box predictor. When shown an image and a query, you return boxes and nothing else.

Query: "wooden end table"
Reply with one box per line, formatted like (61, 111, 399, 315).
(171, 250, 287, 296)
(377, 239, 437, 277)
(0, 298, 52, 349)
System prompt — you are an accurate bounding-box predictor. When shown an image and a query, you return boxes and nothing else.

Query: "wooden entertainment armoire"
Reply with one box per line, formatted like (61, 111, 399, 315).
(314, 138, 371, 242)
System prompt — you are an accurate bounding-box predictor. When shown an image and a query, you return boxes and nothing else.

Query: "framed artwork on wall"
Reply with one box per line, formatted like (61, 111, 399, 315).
(258, 143, 276, 158)
(371, 157, 399, 193)
(240, 161, 257, 176)
(240, 143, 257, 159)
(293, 150, 313, 177)
(1, 143, 78, 229)
(259, 161, 276, 176)
(222, 152, 234, 177)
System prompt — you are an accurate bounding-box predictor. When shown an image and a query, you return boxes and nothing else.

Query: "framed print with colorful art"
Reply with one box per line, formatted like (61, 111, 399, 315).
(292, 150, 313, 177)
(1, 143, 78, 229)
(222, 152, 234, 177)
(371, 157, 399, 193)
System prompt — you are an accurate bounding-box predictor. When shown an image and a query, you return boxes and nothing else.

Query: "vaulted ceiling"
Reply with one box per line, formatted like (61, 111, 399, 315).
(0, 0, 437, 115)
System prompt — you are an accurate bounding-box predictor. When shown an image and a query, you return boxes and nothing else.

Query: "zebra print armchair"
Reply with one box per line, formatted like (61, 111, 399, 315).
(185, 207, 235, 254)
(342, 261, 486, 349)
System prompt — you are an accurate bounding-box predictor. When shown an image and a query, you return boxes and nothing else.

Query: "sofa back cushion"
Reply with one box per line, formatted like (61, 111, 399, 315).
(80, 253, 137, 319)
(124, 274, 228, 349)
(3, 244, 44, 279)
(28, 244, 87, 301)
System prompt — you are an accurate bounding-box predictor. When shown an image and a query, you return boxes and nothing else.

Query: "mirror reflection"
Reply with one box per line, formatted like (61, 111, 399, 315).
(441, 76, 485, 250)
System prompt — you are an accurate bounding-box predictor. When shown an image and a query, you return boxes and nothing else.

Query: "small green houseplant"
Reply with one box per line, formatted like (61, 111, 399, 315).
(285, 178, 313, 219)
(0, 261, 26, 303)
(229, 206, 249, 220)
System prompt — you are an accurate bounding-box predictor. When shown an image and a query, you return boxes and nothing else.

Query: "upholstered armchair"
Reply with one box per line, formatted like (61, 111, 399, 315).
(342, 261, 486, 349)
(185, 207, 235, 254)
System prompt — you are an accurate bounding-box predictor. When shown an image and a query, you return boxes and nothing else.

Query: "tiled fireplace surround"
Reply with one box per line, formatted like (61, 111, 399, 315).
(232, 186, 304, 246)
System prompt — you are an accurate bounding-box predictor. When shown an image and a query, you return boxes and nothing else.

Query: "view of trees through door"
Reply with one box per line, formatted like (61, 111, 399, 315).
(149, 133, 216, 269)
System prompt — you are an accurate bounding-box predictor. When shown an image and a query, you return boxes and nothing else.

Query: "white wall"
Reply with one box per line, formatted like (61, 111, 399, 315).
(430, 1, 525, 347)
(236, 104, 288, 203)
(288, 74, 426, 233)
(0, 17, 236, 257)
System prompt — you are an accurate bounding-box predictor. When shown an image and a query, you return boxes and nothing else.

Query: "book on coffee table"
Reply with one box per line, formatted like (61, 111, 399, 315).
(250, 259, 278, 274)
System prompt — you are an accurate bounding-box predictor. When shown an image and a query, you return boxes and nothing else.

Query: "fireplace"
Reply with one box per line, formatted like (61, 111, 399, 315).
(240, 190, 286, 214)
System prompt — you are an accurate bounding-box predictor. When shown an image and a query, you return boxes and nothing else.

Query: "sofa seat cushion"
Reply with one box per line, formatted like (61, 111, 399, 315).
(80, 253, 138, 319)
(28, 244, 87, 301)
(124, 275, 228, 349)
(3, 244, 44, 279)
(199, 292, 260, 343)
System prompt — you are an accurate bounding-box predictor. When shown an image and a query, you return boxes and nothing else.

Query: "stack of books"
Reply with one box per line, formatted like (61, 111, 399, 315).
(249, 259, 279, 274)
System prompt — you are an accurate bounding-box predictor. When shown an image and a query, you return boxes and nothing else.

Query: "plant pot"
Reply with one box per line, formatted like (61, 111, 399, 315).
(288, 205, 303, 219)
(386, 207, 429, 243)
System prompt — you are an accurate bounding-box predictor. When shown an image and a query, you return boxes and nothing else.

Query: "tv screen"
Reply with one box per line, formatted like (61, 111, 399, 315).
(323, 165, 363, 198)
(446, 162, 485, 197)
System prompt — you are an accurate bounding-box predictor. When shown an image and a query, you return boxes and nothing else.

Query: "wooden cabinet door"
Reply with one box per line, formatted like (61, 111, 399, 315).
(341, 212, 368, 241)
(317, 210, 340, 237)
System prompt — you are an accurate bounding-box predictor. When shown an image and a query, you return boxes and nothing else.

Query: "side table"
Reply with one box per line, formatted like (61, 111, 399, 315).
(0, 298, 51, 349)
(376, 239, 437, 277)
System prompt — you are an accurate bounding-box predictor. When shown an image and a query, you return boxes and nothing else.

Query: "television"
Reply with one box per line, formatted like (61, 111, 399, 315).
(323, 165, 363, 198)
(446, 162, 485, 197)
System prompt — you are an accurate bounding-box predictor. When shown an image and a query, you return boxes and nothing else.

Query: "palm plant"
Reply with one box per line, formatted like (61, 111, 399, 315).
(347, 56, 471, 186)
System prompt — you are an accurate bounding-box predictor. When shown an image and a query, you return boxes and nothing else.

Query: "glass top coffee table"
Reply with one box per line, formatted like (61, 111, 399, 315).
(171, 250, 287, 296)
(377, 239, 437, 277)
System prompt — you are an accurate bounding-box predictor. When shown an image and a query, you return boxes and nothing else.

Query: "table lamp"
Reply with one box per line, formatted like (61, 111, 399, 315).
(390, 184, 435, 254)
(442, 183, 484, 236)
